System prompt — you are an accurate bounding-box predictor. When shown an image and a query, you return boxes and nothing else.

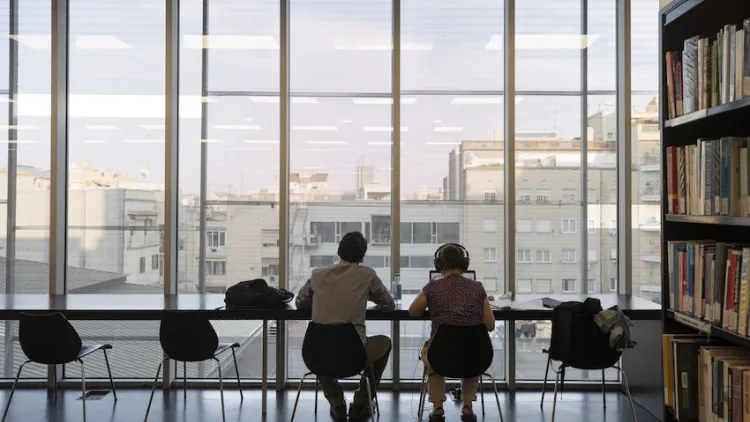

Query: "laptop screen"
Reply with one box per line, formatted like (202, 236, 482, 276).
(429, 270, 476, 281)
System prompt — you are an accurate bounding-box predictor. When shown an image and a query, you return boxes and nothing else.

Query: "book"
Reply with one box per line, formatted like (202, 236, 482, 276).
(699, 347, 750, 422)
(744, 370, 750, 422)
(667, 52, 677, 118)
(680, 146, 687, 214)
(744, 19, 750, 98)
(677, 51, 685, 115)
(668, 334, 707, 409)
(741, 148, 748, 216)
(674, 338, 709, 421)
(739, 248, 750, 335)
(737, 29, 745, 101)
(731, 26, 738, 102)
(704, 140, 716, 215)
(714, 39, 721, 107)
(685, 36, 700, 114)
(716, 243, 730, 324)
(720, 358, 750, 422)
(724, 26, 732, 104)
(668, 146, 678, 214)
(731, 365, 750, 422)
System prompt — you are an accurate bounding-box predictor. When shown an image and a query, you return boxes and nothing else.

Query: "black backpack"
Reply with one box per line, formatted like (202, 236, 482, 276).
(224, 279, 294, 309)
(548, 298, 621, 370)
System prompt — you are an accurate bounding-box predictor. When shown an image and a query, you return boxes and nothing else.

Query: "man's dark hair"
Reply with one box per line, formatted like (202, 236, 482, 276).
(438, 244, 465, 271)
(338, 231, 368, 263)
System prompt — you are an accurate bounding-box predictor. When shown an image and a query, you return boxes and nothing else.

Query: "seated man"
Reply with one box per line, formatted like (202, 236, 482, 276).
(296, 231, 395, 421)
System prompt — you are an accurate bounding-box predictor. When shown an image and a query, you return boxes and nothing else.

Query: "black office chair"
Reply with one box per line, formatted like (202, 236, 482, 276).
(1, 312, 117, 422)
(290, 322, 379, 422)
(144, 312, 243, 422)
(417, 324, 504, 422)
(539, 306, 637, 422)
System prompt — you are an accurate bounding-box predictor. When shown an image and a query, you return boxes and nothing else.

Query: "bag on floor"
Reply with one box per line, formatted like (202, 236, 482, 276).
(224, 278, 294, 309)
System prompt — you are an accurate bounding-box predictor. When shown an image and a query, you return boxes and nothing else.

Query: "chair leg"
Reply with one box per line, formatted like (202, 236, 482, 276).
(479, 374, 485, 416)
(551, 369, 561, 422)
(53, 365, 58, 404)
(614, 366, 638, 422)
(231, 348, 243, 400)
(102, 349, 117, 401)
(541, 354, 551, 407)
(485, 373, 504, 422)
(144, 358, 168, 422)
(2, 360, 29, 422)
(602, 368, 606, 409)
(417, 368, 427, 422)
(183, 361, 187, 400)
(362, 375, 375, 422)
(290, 373, 311, 422)
(370, 365, 380, 415)
(213, 358, 226, 422)
(80, 360, 88, 422)
(314, 377, 319, 415)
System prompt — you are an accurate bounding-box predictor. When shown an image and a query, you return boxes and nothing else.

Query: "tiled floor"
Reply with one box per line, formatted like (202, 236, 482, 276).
(0, 387, 657, 421)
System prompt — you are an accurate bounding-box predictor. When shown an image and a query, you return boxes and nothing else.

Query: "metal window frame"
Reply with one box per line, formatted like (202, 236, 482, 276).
(30, 0, 639, 389)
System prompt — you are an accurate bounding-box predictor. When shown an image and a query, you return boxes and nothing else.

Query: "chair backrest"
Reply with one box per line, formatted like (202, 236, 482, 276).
(301, 322, 367, 379)
(548, 302, 622, 369)
(159, 312, 219, 362)
(427, 324, 493, 379)
(19, 312, 82, 365)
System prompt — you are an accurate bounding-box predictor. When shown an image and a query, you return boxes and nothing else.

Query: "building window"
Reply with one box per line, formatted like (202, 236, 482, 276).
(151, 254, 159, 270)
(139, 257, 146, 274)
(483, 248, 498, 262)
(483, 219, 498, 233)
(371, 215, 391, 244)
(587, 249, 598, 262)
(610, 248, 617, 261)
(562, 248, 576, 263)
(536, 249, 551, 263)
(562, 279, 577, 293)
(408, 256, 433, 269)
(517, 219, 532, 233)
(517, 249, 532, 263)
(536, 189, 551, 203)
(310, 255, 336, 268)
(535, 279, 552, 294)
(588, 219, 596, 234)
(400, 223, 413, 244)
(562, 189, 576, 203)
(517, 189, 532, 202)
(588, 188, 598, 203)
(206, 260, 227, 276)
(609, 189, 617, 204)
(562, 219, 577, 233)
(536, 219, 552, 233)
(310, 222, 336, 243)
(413, 223, 432, 244)
(587, 279, 597, 293)
(609, 277, 617, 292)
(206, 230, 227, 249)
(483, 277, 499, 291)
(364, 256, 388, 268)
(437, 222, 460, 243)
(517, 279, 532, 294)
(484, 191, 497, 202)
(609, 220, 617, 236)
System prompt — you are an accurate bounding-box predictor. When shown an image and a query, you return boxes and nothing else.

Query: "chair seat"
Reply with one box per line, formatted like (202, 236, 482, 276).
(78, 344, 113, 359)
(214, 342, 240, 356)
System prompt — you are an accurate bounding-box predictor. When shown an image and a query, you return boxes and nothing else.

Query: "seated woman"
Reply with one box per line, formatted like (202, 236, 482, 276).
(408, 243, 495, 422)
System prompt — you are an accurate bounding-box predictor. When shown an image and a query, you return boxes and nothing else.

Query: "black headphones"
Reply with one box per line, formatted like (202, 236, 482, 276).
(433, 243, 470, 272)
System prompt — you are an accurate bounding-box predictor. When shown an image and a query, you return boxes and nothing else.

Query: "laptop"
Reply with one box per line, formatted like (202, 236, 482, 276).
(429, 270, 476, 281)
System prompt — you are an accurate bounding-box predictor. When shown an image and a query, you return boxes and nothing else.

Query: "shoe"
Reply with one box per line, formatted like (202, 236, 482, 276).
(460, 406, 477, 422)
(330, 404, 347, 421)
(428, 408, 445, 422)
(348, 402, 372, 421)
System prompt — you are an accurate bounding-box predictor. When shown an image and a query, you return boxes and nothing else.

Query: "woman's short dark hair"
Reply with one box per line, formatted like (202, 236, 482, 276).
(338, 232, 368, 263)
(438, 244, 465, 271)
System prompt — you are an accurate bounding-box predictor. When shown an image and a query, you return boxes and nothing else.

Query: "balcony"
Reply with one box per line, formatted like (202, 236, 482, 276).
(640, 255, 660, 263)
(638, 223, 661, 232)
(371, 234, 391, 245)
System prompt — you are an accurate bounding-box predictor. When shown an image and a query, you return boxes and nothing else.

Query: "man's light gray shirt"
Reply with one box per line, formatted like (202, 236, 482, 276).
(296, 262, 395, 343)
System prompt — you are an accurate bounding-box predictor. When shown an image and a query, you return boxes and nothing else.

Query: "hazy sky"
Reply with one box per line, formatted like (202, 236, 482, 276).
(0, 0, 659, 195)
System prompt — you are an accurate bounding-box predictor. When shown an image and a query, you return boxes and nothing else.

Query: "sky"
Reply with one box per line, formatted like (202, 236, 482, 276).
(0, 0, 659, 196)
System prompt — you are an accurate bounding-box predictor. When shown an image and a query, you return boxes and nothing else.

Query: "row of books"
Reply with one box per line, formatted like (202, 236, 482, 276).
(668, 241, 750, 336)
(666, 19, 750, 120)
(663, 336, 750, 422)
(666, 137, 750, 216)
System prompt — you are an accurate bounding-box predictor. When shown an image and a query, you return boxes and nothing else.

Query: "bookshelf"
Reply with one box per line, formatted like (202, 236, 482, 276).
(661, 1, 750, 422)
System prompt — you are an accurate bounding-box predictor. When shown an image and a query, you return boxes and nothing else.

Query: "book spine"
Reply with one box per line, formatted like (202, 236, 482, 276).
(716, 244, 728, 324)
(724, 27, 732, 104)
(744, 19, 750, 98)
(677, 147, 687, 214)
(706, 141, 714, 215)
(667, 52, 676, 118)
(726, 253, 736, 330)
(746, 144, 750, 216)
(731, 26, 737, 102)
(701, 140, 707, 215)
(740, 248, 750, 335)
(696, 245, 704, 317)
(737, 29, 745, 101)
(688, 243, 695, 316)
(682, 250, 688, 312)
(732, 139, 745, 216)
(685, 36, 699, 114)
(714, 140, 723, 215)
(677, 52, 684, 115)
(706, 250, 715, 321)
(744, 370, 750, 422)
(699, 39, 705, 109)
(714, 39, 721, 107)
(742, 147, 748, 217)
(734, 251, 743, 332)
(722, 138, 731, 216)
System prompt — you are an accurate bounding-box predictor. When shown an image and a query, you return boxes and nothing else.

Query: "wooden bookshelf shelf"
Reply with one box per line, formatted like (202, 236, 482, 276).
(667, 310, 750, 349)
(665, 214, 750, 226)
(664, 97, 750, 128)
